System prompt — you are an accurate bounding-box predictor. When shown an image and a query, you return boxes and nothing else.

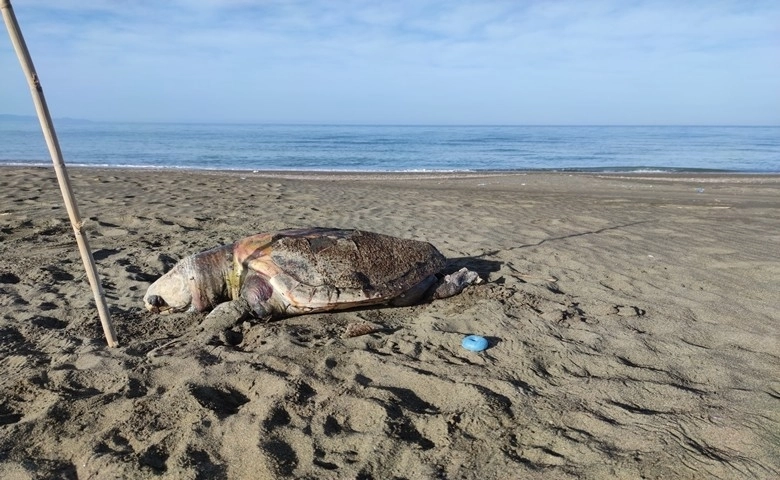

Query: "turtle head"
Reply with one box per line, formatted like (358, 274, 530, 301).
(144, 262, 193, 314)
(144, 246, 234, 314)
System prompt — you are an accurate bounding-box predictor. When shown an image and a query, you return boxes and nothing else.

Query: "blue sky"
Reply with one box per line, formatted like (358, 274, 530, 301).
(2, 0, 778, 124)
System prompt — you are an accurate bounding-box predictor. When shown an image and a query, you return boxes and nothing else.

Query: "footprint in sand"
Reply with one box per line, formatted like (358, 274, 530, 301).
(188, 384, 250, 419)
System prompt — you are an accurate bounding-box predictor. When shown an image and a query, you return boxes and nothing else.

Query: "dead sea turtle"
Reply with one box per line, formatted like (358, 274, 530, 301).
(144, 228, 481, 327)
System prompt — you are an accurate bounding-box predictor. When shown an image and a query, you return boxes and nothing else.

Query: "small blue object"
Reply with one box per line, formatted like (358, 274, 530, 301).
(461, 335, 489, 352)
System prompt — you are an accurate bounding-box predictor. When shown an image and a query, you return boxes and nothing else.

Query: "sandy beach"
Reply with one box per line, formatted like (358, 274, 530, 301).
(0, 166, 778, 479)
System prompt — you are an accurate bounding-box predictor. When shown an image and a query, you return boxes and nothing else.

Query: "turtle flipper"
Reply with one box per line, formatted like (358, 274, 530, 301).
(390, 275, 437, 307)
(146, 299, 254, 358)
(197, 298, 254, 342)
(431, 268, 482, 299)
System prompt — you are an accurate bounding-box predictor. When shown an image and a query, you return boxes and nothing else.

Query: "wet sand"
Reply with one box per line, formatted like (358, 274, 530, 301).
(1, 166, 778, 479)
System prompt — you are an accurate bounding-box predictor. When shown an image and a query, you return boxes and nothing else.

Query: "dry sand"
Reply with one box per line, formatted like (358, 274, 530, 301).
(0, 166, 778, 479)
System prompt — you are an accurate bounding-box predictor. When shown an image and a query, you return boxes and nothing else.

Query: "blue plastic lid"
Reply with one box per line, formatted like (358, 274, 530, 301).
(461, 335, 489, 352)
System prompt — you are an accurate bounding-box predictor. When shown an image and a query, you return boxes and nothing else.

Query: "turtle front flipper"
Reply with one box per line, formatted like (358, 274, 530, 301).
(198, 298, 254, 341)
(190, 271, 275, 344)
(146, 298, 254, 358)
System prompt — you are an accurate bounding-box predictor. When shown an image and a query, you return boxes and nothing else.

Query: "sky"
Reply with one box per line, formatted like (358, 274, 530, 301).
(1, 0, 779, 125)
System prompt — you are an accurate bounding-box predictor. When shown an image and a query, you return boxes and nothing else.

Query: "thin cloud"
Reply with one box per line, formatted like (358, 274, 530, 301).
(2, 0, 778, 123)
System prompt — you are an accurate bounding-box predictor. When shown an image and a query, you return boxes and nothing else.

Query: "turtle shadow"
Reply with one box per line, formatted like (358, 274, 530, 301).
(444, 256, 502, 278)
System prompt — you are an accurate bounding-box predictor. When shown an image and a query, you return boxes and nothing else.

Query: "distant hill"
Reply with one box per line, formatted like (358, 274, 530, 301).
(0, 114, 36, 122)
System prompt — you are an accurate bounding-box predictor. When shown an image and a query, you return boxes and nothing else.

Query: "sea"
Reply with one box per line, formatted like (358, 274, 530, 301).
(1, 117, 778, 173)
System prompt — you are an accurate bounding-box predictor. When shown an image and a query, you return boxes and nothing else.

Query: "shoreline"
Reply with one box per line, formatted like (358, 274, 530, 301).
(3, 164, 780, 182)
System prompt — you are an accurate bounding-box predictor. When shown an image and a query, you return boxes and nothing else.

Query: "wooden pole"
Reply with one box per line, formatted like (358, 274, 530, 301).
(2, 0, 118, 347)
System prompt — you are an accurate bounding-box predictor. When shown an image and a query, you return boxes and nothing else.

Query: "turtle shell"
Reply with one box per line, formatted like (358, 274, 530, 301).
(233, 228, 445, 313)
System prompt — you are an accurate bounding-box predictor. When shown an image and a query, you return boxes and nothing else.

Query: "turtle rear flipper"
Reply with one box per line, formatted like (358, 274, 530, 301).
(431, 268, 482, 299)
(390, 275, 438, 307)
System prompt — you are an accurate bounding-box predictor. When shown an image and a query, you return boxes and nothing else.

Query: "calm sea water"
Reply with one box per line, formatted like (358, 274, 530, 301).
(1, 118, 778, 173)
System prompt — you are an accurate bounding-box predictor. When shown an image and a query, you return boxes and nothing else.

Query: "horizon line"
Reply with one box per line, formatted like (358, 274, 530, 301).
(1, 114, 778, 128)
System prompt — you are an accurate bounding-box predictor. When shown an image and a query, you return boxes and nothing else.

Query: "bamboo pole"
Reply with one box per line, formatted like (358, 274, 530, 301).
(2, 0, 118, 347)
